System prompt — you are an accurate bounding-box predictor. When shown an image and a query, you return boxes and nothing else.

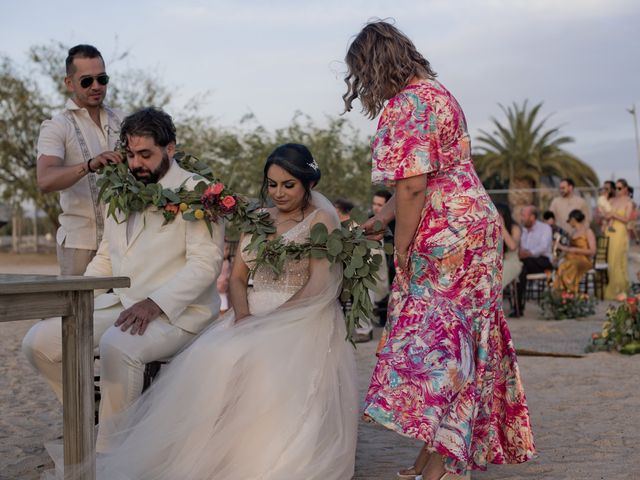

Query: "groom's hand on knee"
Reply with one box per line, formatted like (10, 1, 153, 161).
(115, 298, 163, 335)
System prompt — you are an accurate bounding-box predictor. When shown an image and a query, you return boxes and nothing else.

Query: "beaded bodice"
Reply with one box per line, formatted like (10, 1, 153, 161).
(241, 210, 318, 300)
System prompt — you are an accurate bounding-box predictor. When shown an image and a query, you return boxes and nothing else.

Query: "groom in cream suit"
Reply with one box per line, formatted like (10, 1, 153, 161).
(22, 108, 224, 449)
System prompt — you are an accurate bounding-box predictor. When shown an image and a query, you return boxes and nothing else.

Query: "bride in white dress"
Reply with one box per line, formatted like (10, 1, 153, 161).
(49, 144, 358, 480)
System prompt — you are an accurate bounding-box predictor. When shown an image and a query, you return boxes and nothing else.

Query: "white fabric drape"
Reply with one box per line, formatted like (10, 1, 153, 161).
(45, 192, 358, 480)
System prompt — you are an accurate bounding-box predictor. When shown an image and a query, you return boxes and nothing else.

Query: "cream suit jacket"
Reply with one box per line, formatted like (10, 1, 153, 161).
(84, 160, 225, 333)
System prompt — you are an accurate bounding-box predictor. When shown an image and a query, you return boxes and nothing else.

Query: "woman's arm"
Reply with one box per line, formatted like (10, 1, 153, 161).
(229, 240, 251, 321)
(606, 200, 632, 223)
(559, 229, 597, 256)
(394, 174, 427, 269)
(585, 229, 597, 257)
(503, 224, 521, 252)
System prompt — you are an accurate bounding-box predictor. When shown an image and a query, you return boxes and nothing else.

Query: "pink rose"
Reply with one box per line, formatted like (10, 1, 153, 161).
(206, 183, 225, 196)
(221, 195, 236, 209)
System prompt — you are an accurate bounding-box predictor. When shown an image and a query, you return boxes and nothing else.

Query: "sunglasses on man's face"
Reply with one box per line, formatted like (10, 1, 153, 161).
(79, 74, 109, 89)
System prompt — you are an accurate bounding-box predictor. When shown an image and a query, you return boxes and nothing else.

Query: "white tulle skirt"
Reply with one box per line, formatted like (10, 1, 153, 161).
(47, 287, 358, 480)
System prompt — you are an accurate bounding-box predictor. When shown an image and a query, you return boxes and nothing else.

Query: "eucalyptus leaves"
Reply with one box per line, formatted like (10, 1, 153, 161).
(247, 220, 389, 342)
(96, 151, 384, 342)
(96, 152, 274, 236)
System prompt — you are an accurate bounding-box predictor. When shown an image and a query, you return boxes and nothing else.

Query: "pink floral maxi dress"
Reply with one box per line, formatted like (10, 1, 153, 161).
(364, 80, 536, 474)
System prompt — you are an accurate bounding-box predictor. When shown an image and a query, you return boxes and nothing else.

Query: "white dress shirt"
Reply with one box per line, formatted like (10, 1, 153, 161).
(521, 220, 553, 260)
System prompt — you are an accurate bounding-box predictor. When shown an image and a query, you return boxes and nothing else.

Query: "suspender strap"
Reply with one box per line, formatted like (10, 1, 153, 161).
(64, 110, 112, 246)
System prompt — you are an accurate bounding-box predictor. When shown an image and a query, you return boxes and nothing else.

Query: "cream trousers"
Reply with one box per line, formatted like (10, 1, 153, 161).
(21, 302, 194, 450)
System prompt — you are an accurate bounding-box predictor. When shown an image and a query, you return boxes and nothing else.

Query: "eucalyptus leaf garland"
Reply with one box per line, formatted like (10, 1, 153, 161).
(97, 151, 385, 343)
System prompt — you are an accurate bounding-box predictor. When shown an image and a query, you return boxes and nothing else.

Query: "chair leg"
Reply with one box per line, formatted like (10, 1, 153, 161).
(596, 271, 604, 300)
(513, 281, 520, 317)
(142, 361, 163, 392)
(536, 279, 545, 303)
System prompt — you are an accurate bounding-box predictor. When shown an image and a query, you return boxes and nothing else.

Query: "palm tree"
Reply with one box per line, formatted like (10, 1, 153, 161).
(474, 101, 599, 208)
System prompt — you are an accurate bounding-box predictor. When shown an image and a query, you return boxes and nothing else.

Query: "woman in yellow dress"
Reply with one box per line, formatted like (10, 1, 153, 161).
(604, 178, 634, 299)
(553, 209, 596, 293)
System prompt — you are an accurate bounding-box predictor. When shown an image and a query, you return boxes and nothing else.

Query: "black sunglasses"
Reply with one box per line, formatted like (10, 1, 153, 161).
(79, 74, 109, 89)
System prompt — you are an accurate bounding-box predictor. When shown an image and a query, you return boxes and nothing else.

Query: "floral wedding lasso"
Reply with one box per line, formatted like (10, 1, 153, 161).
(96, 151, 386, 343)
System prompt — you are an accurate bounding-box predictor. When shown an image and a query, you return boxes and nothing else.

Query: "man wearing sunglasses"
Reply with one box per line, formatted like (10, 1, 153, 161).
(36, 44, 124, 275)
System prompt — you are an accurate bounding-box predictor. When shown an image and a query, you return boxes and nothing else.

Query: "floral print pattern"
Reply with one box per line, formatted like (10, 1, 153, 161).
(364, 80, 536, 474)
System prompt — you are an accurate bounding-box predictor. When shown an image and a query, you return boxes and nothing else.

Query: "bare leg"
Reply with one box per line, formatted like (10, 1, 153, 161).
(420, 453, 470, 480)
(420, 453, 446, 480)
(398, 444, 431, 477)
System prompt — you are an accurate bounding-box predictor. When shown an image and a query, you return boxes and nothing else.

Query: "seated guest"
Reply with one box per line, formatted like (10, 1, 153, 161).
(553, 209, 596, 293)
(496, 203, 522, 289)
(516, 205, 553, 316)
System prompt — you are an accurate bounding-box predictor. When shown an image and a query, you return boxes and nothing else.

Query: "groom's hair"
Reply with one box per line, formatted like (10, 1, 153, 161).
(120, 107, 177, 148)
(261, 143, 321, 209)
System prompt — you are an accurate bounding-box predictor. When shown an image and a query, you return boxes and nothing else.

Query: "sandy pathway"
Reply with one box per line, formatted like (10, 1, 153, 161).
(1, 253, 639, 479)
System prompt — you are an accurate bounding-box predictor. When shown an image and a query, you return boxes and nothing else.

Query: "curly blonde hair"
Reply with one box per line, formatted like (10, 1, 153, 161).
(343, 20, 437, 119)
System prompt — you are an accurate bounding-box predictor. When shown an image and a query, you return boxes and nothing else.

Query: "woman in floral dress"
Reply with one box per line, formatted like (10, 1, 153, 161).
(344, 21, 535, 480)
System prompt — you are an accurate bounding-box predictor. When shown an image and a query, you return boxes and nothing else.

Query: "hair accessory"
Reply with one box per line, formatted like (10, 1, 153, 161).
(308, 159, 320, 171)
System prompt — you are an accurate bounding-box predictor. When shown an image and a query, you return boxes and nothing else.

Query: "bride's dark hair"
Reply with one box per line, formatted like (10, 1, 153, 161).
(261, 143, 321, 209)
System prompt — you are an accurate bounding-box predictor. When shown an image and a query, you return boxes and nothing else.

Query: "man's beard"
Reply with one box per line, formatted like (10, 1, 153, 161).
(132, 151, 171, 185)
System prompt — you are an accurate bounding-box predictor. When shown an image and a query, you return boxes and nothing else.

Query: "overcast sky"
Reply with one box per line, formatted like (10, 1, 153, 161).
(2, 0, 639, 187)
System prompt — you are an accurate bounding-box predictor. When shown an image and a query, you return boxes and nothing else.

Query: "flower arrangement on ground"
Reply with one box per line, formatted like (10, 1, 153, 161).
(539, 289, 596, 320)
(587, 293, 640, 355)
(97, 151, 384, 343)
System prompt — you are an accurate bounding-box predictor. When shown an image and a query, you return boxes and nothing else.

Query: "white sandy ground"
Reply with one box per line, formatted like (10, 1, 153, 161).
(1, 252, 639, 480)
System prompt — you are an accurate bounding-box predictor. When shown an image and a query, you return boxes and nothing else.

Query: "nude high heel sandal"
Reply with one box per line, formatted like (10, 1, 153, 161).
(415, 473, 471, 480)
(397, 467, 419, 479)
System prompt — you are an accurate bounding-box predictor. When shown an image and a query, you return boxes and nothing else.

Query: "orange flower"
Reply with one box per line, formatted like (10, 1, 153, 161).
(164, 203, 179, 215)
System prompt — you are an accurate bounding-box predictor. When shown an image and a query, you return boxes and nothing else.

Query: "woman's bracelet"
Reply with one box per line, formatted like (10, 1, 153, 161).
(394, 249, 408, 265)
(87, 158, 96, 173)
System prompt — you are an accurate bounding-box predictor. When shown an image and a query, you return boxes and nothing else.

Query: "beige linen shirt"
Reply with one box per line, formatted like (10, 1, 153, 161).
(549, 193, 591, 233)
(37, 99, 123, 250)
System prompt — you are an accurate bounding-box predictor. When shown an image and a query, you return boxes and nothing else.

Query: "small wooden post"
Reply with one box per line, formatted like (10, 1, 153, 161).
(62, 290, 96, 480)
